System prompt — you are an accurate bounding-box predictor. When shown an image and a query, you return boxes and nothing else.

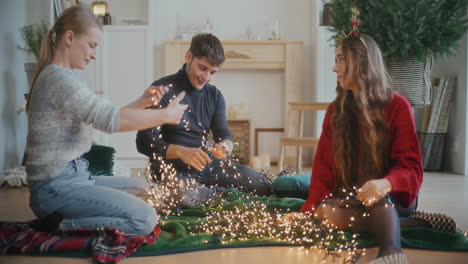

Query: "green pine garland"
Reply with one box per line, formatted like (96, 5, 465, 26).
(16, 20, 50, 62)
(327, 0, 468, 61)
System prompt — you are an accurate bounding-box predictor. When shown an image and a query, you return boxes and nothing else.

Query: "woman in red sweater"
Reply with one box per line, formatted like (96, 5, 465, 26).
(298, 34, 454, 264)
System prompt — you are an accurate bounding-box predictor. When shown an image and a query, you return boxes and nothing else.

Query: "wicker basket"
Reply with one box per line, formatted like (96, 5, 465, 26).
(385, 52, 432, 107)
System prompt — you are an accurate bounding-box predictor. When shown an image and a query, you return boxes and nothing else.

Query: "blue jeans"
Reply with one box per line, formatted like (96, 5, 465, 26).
(29, 158, 158, 236)
(159, 158, 272, 208)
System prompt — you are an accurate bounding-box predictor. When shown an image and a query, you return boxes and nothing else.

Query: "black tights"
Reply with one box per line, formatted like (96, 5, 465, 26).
(315, 196, 424, 258)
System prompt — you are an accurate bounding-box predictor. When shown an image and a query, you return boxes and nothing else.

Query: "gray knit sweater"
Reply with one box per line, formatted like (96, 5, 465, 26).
(26, 64, 120, 186)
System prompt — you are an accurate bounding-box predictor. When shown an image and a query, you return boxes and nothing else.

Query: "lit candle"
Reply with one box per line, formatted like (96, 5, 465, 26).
(91, 1, 108, 17)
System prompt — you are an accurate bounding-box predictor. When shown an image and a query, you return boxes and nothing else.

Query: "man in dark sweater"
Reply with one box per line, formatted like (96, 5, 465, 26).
(136, 33, 271, 207)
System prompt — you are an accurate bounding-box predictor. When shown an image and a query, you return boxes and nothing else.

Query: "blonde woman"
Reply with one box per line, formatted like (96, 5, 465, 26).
(26, 5, 187, 236)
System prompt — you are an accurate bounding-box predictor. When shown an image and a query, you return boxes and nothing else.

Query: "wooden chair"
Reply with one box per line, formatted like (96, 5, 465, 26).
(279, 102, 329, 171)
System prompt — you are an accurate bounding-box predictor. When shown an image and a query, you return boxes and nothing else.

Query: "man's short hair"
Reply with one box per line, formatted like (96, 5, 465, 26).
(189, 33, 225, 66)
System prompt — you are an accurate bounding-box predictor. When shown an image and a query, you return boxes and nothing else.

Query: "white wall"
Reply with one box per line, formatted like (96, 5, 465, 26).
(2, 0, 466, 174)
(431, 31, 468, 175)
(151, 0, 315, 164)
(0, 0, 50, 173)
(0, 0, 316, 172)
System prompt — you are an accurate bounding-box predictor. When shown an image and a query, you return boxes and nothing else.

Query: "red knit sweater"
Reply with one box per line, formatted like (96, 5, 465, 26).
(300, 93, 423, 213)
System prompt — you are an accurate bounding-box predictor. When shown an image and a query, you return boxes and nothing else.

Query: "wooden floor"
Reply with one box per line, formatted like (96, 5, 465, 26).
(417, 172, 468, 230)
(0, 172, 467, 263)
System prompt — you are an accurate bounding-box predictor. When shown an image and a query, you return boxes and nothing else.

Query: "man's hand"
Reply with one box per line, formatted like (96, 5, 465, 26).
(211, 143, 227, 159)
(179, 147, 212, 171)
(167, 145, 212, 171)
(356, 178, 392, 207)
(217, 140, 233, 155)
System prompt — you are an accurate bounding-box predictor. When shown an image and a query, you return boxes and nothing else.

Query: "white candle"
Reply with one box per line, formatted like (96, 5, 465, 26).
(251, 156, 262, 169)
(261, 154, 270, 169)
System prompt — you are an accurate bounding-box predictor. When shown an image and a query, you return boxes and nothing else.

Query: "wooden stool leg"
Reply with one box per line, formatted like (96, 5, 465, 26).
(279, 145, 285, 171)
(297, 110, 304, 170)
(297, 146, 303, 170)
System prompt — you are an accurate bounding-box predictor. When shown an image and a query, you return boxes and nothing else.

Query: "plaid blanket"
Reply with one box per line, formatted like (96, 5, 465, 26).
(0, 221, 161, 264)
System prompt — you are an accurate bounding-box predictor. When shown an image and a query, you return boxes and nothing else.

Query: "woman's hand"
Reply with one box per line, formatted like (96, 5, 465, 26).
(122, 85, 170, 110)
(356, 178, 392, 207)
(140, 85, 170, 108)
(163, 92, 187, 124)
(118, 89, 186, 132)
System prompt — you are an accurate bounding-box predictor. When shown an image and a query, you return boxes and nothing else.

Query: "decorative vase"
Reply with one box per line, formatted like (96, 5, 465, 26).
(24, 62, 38, 87)
(385, 52, 432, 107)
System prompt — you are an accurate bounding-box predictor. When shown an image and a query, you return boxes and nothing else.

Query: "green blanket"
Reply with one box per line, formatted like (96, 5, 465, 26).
(43, 189, 468, 259)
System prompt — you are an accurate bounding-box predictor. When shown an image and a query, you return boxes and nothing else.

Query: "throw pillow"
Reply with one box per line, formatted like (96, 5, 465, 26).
(272, 173, 311, 199)
(82, 144, 115, 176)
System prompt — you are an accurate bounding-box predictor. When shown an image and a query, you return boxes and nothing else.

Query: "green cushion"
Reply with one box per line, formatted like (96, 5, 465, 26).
(271, 173, 311, 199)
(81, 144, 115, 176)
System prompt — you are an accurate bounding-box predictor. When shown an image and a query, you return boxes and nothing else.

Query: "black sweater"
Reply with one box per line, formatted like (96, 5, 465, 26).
(136, 65, 232, 172)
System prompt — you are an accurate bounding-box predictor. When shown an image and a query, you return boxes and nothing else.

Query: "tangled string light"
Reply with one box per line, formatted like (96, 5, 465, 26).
(143, 83, 247, 216)
(190, 190, 365, 264)
(144, 154, 199, 216)
(141, 83, 380, 263)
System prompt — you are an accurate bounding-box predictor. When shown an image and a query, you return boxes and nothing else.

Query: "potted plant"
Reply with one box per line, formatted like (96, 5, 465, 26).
(327, 0, 468, 106)
(16, 19, 49, 86)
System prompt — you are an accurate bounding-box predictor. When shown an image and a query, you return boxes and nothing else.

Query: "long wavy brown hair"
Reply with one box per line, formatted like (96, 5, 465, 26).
(331, 35, 394, 191)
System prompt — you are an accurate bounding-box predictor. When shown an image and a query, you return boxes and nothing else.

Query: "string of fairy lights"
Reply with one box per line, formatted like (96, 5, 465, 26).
(139, 83, 468, 264)
(141, 83, 368, 263)
(190, 191, 366, 263)
(144, 83, 245, 215)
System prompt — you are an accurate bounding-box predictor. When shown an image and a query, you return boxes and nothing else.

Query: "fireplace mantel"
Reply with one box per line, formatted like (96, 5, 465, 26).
(164, 40, 304, 136)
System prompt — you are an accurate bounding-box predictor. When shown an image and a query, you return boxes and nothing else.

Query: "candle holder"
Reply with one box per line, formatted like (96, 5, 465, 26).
(91, 1, 108, 24)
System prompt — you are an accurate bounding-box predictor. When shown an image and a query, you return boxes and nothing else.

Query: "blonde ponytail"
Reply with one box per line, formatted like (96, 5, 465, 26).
(26, 28, 55, 111)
